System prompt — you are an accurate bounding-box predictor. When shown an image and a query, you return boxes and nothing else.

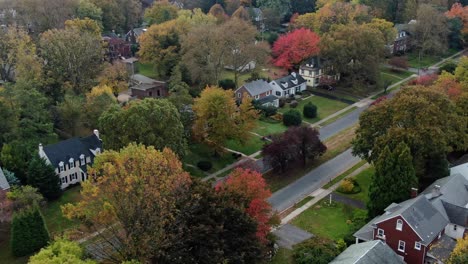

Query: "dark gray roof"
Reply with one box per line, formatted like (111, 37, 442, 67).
(256, 95, 278, 105)
(442, 201, 468, 226)
(0, 166, 10, 190)
(271, 73, 306, 90)
(330, 240, 404, 264)
(427, 234, 457, 263)
(300, 56, 322, 70)
(130, 74, 166, 91)
(238, 80, 273, 97)
(43, 134, 102, 169)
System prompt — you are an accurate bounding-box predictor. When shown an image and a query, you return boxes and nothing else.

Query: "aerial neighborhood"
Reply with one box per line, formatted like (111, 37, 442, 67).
(0, 0, 468, 264)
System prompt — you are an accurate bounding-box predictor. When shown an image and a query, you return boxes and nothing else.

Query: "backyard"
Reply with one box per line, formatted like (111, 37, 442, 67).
(279, 96, 349, 124)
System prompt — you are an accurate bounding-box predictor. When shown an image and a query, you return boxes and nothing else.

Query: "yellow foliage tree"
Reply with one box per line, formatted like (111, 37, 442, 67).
(448, 236, 468, 264)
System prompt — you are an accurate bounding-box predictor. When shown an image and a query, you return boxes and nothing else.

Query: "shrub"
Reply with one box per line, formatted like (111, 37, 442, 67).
(337, 179, 355, 193)
(283, 110, 302, 126)
(11, 206, 50, 257)
(293, 237, 340, 264)
(197, 161, 212, 171)
(439, 61, 457, 74)
(258, 105, 277, 117)
(271, 113, 283, 121)
(218, 79, 236, 90)
(303, 102, 317, 118)
(279, 98, 286, 108)
(290, 100, 298, 108)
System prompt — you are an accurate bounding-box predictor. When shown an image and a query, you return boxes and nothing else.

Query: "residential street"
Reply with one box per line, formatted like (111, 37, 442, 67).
(318, 106, 366, 141)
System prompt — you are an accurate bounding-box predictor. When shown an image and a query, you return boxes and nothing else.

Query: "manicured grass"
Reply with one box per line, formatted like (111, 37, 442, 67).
(252, 118, 287, 137)
(323, 160, 367, 189)
(225, 136, 266, 155)
(380, 67, 413, 79)
(183, 164, 207, 178)
(294, 196, 314, 209)
(183, 143, 236, 174)
(338, 167, 374, 203)
(270, 248, 293, 264)
(220, 70, 260, 87)
(381, 72, 403, 85)
(136, 62, 158, 79)
(291, 199, 366, 240)
(319, 106, 358, 127)
(279, 96, 349, 124)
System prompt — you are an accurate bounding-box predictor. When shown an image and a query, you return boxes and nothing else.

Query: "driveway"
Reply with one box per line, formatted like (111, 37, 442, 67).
(272, 224, 313, 249)
(268, 148, 362, 212)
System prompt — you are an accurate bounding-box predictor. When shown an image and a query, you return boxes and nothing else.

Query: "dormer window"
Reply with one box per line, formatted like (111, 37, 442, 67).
(396, 219, 403, 231)
(80, 154, 85, 165)
(291, 79, 298, 85)
(281, 82, 288, 88)
(69, 158, 75, 169)
(59, 162, 64, 173)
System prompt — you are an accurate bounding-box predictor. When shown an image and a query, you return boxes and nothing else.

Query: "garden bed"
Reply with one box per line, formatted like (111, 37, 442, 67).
(335, 167, 374, 203)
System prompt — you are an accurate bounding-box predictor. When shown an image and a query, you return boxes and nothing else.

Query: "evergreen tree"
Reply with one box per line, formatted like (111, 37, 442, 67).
(367, 142, 418, 218)
(10, 205, 50, 257)
(27, 156, 62, 200)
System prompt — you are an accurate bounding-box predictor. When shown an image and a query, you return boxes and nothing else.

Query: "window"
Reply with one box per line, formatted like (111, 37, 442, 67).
(157, 90, 161, 97)
(266, 91, 270, 96)
(415, 242, 421, 250)
(276, 91, 281, 96)
(59, 162, 64, 173)
(69, 174, 73, 181)
(396, 219, 403, 231)
(398, 240, 405, 252)
(61, 177, 66, 184)
(377, 228, 384, 238)
(454, 225, 458, 231)
(80, 154, 85, 166)
(237, 93, 241, 98)
(255, 95, 259, 100)
(69, 158, 75, 169)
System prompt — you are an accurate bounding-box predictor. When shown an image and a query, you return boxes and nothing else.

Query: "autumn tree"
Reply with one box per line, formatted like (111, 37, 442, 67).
(449, 236, 468, 264)
(272, 28, 320, 70)
(84, 85, 118, 130)
(6, 186, 44, 212)
(367, 142, 418, 218)
(352, 86, 467, 186)
(321, 23, 386, 88)
(414, 4, 449, 55)
(216, 168, 273, 244)
(366, 18, 396, 45)
(98, 99, 187, 157)
(287, 126, 327, 166)
(97, 62, 130, 95)
(144, 0, 179, 25)
(209, 3, 227, 22)
(446, 3, 468, 44)
(29, 239, 97, 264)
(192, 86, 258, 153)
(63, 144, 193, 262)
(262, 133, 298, 172)
(232, 6, 251, 21)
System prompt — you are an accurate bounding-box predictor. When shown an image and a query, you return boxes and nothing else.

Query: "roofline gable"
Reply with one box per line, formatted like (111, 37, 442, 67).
(374, 214, 424, 242)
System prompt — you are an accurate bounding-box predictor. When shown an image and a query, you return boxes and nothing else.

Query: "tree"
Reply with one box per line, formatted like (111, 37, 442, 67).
(65, 17, 102, 36)
(446, 3, 468, 45)
(11, 205, 50, 257)
(367, 142, 417, 218)
(89, 0, 142, 32)
(361, 0, 405, 22)
(97, 62, 130, 95)
(98, 99, 187, 157)
(286, 126, 326, 166)
(292, 237, 340, 264)
(262, 133, 298, 172)
(366, 18, 396, 45)
(84, 85, 118, 130)
(449, 236, 468, 264)
(29, 239, 97, 263)
(27, 156, 62, 200)
(168, 65, 193, 138)
(283, 109, 302, 126)
(291, 0, 316, 14)
(63, 144, 193, 262)
(232, 6, 250, 21)
(272, 28, 320, 70)
(256, 0, 291, 19)
(414, 4, 449, 56)
(303, 102, 317, 118)
(144, 0, 179, 25)
(321, 23, 385, 88)
(192, 86, 258, 153)
(388, 56, 409, 70)
(352, 86, 466, 186)
(76, 0, 103, 27)
(7, 186, 44, 212)
(208, 3, 227, 22)
(39, 24, 103, 94)
(216, 168, 273, 244)
(4, 169, 20, 187)
(455, 56, 468, 84)
(57, 94, 85, 137)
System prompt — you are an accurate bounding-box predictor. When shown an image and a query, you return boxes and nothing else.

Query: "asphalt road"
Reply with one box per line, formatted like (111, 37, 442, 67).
(268, 148, 362, 212)
(318, 106, 367, 141)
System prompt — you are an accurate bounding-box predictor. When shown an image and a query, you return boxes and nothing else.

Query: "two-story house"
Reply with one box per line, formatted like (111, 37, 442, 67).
(270, 72, 307, 97)
(331, 240, 405, 264)
(38, 130, 102, 189)
(389, 21, 415, 54)
(125, 27, 147, 44)
(235, 79, 278, 107)
(130, 74, 168, 99)
(299, 56, 340, 88)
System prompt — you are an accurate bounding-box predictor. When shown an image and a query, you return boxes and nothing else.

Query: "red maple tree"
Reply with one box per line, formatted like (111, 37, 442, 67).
(272, 28, 320, 70)
(216, 168, 272, 244)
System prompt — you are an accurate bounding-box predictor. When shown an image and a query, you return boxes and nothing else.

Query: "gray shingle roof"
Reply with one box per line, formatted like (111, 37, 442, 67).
(239, 80, 273, 97)
(0, 166, 10, 190)
(300, 56, 322, 70)
(43, 134, 102, 169)
(256, 95, 278, 105)
(427, 234, 457, 263)
(330, 240, 404, 264)
(271, 73, 306, 90)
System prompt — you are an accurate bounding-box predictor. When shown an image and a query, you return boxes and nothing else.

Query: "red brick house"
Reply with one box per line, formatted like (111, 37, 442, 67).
(102, 36, 132, 61)
(130, 74, 168, 99)
(235, 79, 278, 108)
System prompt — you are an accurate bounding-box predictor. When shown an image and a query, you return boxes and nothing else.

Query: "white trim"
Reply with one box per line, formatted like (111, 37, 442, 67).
(396, 219, 403, 231)
(398, 240, 405, 252)
(377, 228, 385, 238)
(415, 242, 421, 250)
(374, 215, 424, 241)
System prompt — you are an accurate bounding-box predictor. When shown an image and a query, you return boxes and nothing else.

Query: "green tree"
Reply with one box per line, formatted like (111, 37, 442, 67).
(293, 237, 340, 264)
(76, 0, 103, 27)
(27, 156, 62, 200)
(256, 0, 291, 19)
(7, 185, 44, 212)
(84, 85, 118, 130)
(57, 94, 85, 137)
(29, 239, 97, 264)
(98, 99, 187, 157)
(367, 143, 417, 218)
(10, 205, 50, 257)
(168, 65, 193, 138)
(283, 109, 302, 126)
(144, 0, 179, 25)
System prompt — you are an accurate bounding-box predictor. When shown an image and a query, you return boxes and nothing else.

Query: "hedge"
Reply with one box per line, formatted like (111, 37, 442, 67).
(283, 110, 302, 126)
(11, 206, 50, 257)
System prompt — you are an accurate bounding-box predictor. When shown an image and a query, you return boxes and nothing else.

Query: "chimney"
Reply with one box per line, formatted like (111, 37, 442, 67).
(93, 129, 100, 140)
(411, 187, 418, 198)
(432, 185, 441, 198)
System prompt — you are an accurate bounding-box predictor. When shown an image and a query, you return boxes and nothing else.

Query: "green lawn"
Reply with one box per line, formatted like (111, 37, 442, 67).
(323, 160, 367, 189)
(380, 67, 413, 79)
(405, 48, 460, 68)
(291, 199, 366, 240)
(136, 62, 158, 79)
(225, 136, 266, 155)
(337, 167, 374, 203)
(270, 248, 293, 264)
(220, 70, 262, 87)
(253, 118, 288, 137)
(183, 143, 236, 176)
(279, 96, 349, 124)
(319, 106, 358, 127)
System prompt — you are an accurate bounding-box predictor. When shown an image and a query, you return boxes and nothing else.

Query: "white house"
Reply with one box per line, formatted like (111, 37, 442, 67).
(39, 130, 102, 189)
(299, 56, 340, 87)
(270, 72, 307, 97)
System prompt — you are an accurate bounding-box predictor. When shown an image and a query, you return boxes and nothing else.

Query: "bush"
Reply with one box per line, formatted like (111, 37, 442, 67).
(283, 110, 302, 126)
(439, 62, 457, 74)
(290, 100, 298, 108)
(303, 102, 317, 118)
(337, 178, 361, 194)
(279, 98, 286, 108)
(11, 206, 50, 257)
(293, 237, 340, 264)
(197, 161, 212, 171)
(258, 105, 277, 117)
(218, 79, 236, 90)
